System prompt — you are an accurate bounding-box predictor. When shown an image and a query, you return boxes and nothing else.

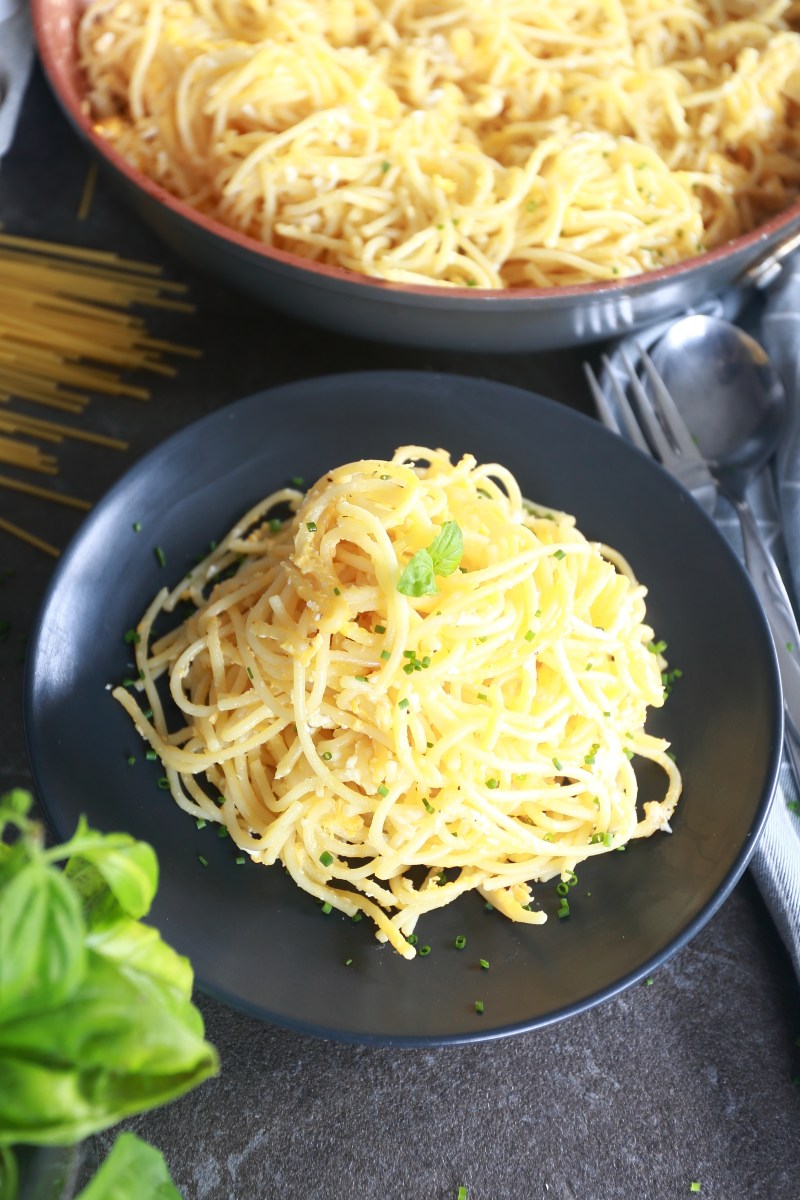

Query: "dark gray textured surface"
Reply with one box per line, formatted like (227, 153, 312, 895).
(2, 67, 800, 1200)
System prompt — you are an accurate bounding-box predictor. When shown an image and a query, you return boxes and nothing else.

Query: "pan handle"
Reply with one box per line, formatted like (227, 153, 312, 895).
(741, 223, 800, 291)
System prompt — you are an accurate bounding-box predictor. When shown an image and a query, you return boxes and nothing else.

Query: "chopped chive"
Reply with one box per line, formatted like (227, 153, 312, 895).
(123, 628, 140, 645)
(235, 856, 246, 865)
(321, 902, 332, 914)
(556, 881, 569, 896)
(377, 785, 389, 797)
(645, 976, 654, 986)
(422, 798, 436, 813)
(380, 649, 391, 660)
(485, 777, 499, 789)
(689, 1186, 701, 1195)
(157, 776, 170, 789)
(354, 674, 368, 683)
(154, 545, 166, 568)
(403, 663, 414, 674)
(146, 749, 157, 760)
(474, 1000, 484, 1014)
(552, 549, 566, 560)
(126, 755, 135, 767)
(454, 935, 467, 949)
(406, 933, 419, 946)
(246, 666, 254, 679)
(197, 855, 208, 867)
(524, 629, 535, 642)
(398, 698, 409, 709)
(419, 944, 431, 956)
(403, 649, 416, 658)
(558, 898, 570, 918)
(351, 911, 363, 922)
(374, 624, 386, 633)
(484, 902, 494, 911)
(306, 521, 317, 532)
(320, 850, 334, 867)
(479, 958, 490, 970)
(269, 517, 282, 532)
(196, 818, 207, 829)
(477, 692, 488, 701)
(458, 1187, 468, 1200)
(321, 750, 332, 761)
(217, 826, 229, 838)
(333, 587, 341, 595)
(132, 521, 142, 533)
(552, 757, 563, 772)
(290, 476, 304, 488)
(344, 958, 353, 966)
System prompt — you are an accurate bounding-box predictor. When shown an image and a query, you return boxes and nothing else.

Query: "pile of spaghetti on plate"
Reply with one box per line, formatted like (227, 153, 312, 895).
(113, 447, 681, 958)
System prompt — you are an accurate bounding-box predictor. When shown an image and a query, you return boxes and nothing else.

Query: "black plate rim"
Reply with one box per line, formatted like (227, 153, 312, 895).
(23, 369, 783, 1046)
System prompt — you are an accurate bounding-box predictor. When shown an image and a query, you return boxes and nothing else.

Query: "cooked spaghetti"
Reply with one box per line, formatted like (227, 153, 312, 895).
(79, 0, 800, 288)
(112, 447, 681, 958)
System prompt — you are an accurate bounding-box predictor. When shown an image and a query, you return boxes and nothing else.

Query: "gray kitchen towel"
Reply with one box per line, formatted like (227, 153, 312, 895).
(755, 255, 800, 979)
(0, 0, 34, 165)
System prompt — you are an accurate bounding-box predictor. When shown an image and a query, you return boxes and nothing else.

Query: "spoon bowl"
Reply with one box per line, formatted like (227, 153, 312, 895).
(650, 313, 788, 500)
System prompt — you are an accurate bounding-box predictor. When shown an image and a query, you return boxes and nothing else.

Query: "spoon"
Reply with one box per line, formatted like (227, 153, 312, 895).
(651, 312, 800, 771)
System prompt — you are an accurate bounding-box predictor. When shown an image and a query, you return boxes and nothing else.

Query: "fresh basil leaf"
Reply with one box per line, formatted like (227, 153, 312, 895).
(86, 915, 193, 996)
(0, 861, 86, 1024)
(396, 547, 437, 597)
(427, 521, 463, 577)
(75, 1133, 181, 1200)
(62, 821, 158, 920)
(0, 1146, 18, 1200)
(0, 952, 218, 1146)
(0, 789, 36, 872)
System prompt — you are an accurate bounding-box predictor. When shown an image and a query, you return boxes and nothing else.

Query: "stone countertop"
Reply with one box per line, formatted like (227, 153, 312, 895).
(2, 66, 800, 1200)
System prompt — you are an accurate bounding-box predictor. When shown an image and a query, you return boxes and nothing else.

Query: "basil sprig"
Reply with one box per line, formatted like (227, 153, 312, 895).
(0, 789, 217, 1194)
(397, 521, 464, 597)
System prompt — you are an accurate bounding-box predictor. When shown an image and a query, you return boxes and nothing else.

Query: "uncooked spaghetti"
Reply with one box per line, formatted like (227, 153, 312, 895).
(113, 447, 682, 958)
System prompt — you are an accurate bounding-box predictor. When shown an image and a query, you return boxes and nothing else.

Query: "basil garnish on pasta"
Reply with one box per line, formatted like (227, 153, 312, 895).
(397, 520, 464, 596)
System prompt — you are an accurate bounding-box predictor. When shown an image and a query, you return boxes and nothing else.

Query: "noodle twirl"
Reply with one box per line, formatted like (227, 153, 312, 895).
(112, 448, 682, 958)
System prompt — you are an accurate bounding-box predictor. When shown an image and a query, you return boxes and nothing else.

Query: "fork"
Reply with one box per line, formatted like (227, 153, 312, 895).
(584, 347, 800, 785)
(584, 349, 719, 516)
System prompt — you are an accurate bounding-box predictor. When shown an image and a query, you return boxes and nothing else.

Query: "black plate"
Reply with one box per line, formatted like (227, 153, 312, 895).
(25, 371, 782, 1045)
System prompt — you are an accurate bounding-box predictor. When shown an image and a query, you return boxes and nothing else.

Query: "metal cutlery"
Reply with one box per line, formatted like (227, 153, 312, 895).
(585, 347, 800, 785)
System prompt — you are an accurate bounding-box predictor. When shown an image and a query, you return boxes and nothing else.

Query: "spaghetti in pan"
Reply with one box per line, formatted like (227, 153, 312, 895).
(78, 0, 800, 288)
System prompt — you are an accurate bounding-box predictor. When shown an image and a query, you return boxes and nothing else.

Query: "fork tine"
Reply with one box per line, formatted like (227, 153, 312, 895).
(583, 362, 623, 435)
(618, 349, 677, 462)
(637, 346, 704, 460)
(597, 356, 651, 455)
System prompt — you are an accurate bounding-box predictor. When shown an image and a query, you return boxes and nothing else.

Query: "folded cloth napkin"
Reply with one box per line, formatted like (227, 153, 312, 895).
(754, 253, 800, 980)
(600, 269, 800, 981)
(0, 0, 34, 166)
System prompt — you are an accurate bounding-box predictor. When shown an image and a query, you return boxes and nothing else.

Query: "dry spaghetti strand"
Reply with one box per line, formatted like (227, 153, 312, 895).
(0, 232, 197, 553)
